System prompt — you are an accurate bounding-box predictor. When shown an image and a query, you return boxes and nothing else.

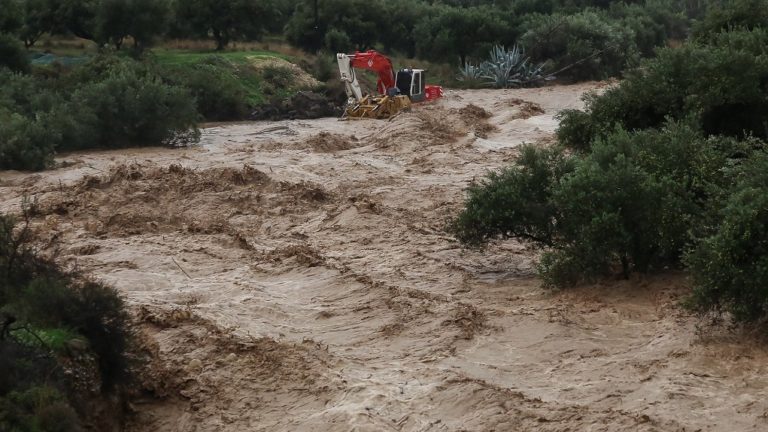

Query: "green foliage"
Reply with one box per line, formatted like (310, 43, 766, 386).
(307, 50, 337, 82)
(95, 0, 171, 51)
(0, 386, 82, 432)
(286, 0, 386, 53)
(53, 0, 99, 41)
(162, 56, 250, 121)
(685, 153, 768, 323)
(0, 56, 199, 170)
(0, 213, 132, 391)
(0, 210, 131, 429)
(453, 120, 752, 287)
(0, 33, 30, 73)
(609, 1, 689, 56)
(15, 328, 79, 352)
(557, 28, 768, 150)
(454, 21, 768, 326)
(175, 0, 273, 50)
(693, 0, 768, 39)
(544, 126, 700, 283)
(65, 58, 199, 150)
(0, 0, 23, 34)
(377, 0, 432, 57)
(554, 108, 593, 151)
(0, 111, 57, 170)
(18, 0, 58, 48)
(459, 44, 548, 88)
(450, 144, 575, 247)
(414, 5, 507, 65)
(323, 28, 353, 53)
(520, 10, 639, 80)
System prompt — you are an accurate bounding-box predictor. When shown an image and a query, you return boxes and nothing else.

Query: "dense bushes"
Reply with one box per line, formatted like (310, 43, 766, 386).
(161, 58, 251, 121)
(450, 145, 574, 247)
(453, 27, 768, 325)
(0, 33, 29, 73)
(693, 0, 768, 40)
(520, 11, 638, 80)
(685, 154, 768, 322)
(556, 28, 768, 150)
(0, 212, 132, 429)
(284, 0, 693, 79)
(0, 57, 200, 170)
(65, 59, 200, 150)
(0, 109, 58, 170)
(175, 0, 273, 51)
(453, 122, 746, 285)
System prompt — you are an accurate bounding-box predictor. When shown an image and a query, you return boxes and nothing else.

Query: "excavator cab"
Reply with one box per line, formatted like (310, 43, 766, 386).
(395, 69, 426, 102)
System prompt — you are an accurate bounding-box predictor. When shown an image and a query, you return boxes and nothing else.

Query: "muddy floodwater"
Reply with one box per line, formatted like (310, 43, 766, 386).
(2, 83, 768, 431)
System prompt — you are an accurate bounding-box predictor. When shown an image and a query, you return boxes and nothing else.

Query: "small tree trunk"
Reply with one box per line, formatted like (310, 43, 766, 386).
(213, 28, 228, 51)
(620, 255, 630, 279)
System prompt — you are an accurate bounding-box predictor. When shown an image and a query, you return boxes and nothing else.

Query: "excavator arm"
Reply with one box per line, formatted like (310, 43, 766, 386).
(337, 50, 397, 102)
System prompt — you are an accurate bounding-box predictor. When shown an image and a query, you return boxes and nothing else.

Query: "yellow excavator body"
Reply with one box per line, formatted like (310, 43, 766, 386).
(342, 94, 412, 120)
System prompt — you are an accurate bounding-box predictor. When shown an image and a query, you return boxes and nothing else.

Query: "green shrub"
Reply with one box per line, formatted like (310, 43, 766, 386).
(450, 144, 575, 247)
(520, 10, 639, 80)
(1, 214, 132, 391)
(323, 28, 353, 53)
(685, 153, 768, 323)
(542, 126, 703, 283)
(0, 386, 82, 432)
(693, 0, 768, 39)
(0, 112, 57, 170)
(453, 120, 752, 287)
(609, 1, 689, 55)
(66, 61, 199, 150)
(0, 55, 201, 169)
(555, 107, 594, 151)
(556, 28, 768, 150)
(0, 33, 30, 73)
(308, 51, 337, 83)
(162, 58, 250, 121)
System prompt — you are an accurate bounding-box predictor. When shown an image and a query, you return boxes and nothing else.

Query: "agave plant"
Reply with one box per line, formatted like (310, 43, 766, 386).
(457, 45, 550, 88)
(457, 62, 484, 81)
(487, 44, 526, 69)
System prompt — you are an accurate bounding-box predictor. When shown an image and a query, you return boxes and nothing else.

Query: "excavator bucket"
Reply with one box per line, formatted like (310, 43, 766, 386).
(342, 95, 412, 120)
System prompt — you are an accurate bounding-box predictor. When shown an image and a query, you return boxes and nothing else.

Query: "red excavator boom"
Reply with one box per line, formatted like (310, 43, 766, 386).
(346, 50, 397, 95)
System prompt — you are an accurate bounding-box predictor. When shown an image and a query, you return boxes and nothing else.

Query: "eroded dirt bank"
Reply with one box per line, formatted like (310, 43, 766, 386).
(2, 83, 768, 431)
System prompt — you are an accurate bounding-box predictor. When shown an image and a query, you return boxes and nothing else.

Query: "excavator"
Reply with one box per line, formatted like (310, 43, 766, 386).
(336, 50, 443, 119)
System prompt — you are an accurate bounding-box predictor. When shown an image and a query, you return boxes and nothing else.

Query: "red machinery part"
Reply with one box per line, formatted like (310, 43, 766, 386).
(348, 50, 396, 95)
(425, 85, 443, 101)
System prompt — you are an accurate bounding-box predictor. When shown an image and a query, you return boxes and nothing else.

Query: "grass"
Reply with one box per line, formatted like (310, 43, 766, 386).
(15, 327, 80, 352)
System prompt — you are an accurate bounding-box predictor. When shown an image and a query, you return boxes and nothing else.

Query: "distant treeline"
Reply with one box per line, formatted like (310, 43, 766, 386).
(1, 1, 705, 73)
